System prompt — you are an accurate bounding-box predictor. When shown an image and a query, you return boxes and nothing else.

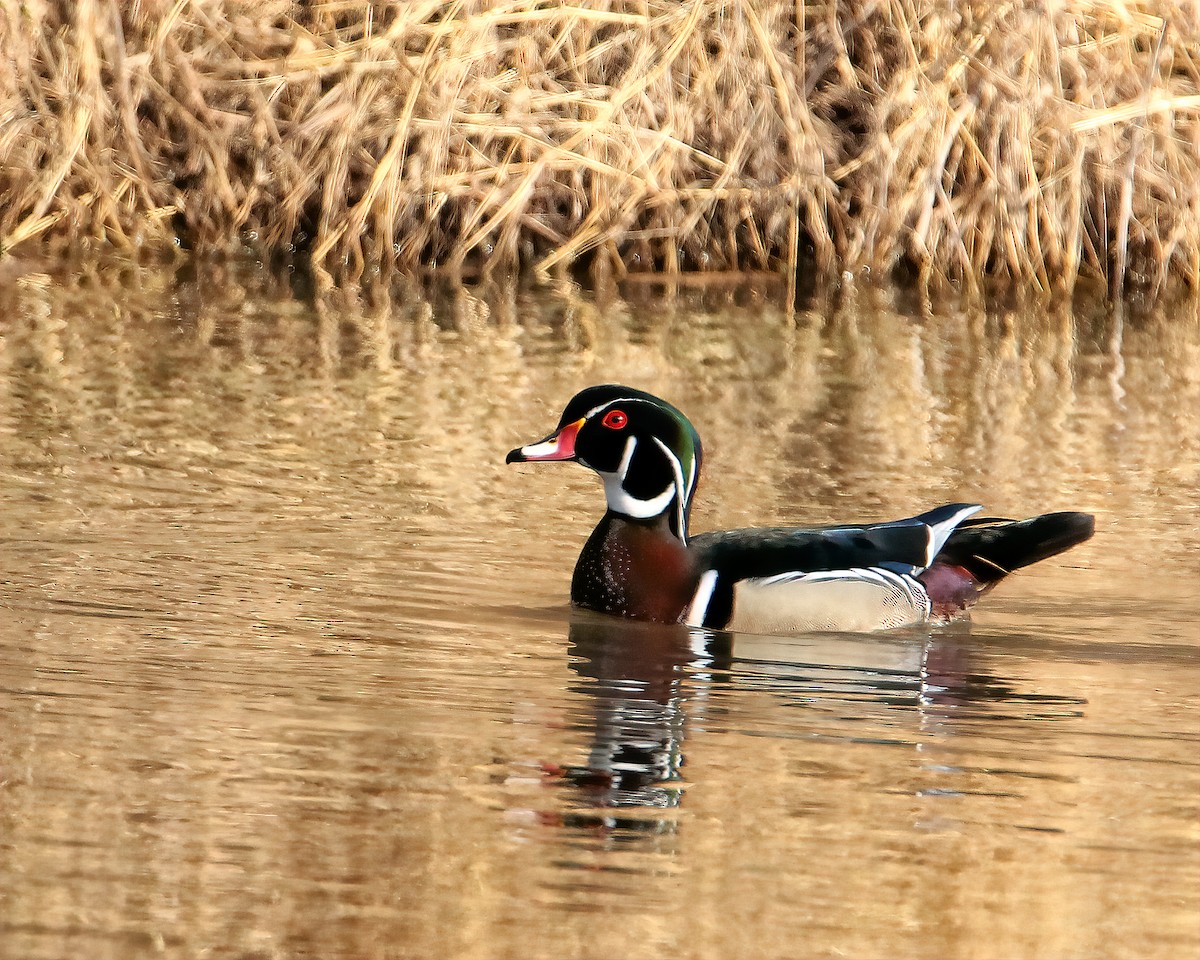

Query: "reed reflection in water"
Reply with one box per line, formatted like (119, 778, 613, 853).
(0, 262, 1196, 960)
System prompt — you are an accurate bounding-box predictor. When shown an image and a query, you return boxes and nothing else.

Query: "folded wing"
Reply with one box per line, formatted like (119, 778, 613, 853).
(687, 504, 982, 631)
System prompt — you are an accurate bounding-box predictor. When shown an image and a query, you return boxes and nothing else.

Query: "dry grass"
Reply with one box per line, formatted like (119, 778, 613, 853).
(1, 0, 1198, 296)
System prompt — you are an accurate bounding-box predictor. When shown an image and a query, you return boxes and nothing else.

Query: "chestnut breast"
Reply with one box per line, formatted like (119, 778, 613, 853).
(571, 514, 698, 624)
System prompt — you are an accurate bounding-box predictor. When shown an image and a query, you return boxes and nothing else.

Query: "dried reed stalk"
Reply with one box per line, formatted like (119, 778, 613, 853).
(1, 0, 1198, 295)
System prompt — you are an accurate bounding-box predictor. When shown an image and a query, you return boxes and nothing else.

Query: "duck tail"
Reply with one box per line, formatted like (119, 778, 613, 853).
(918, 512, 1095, 618)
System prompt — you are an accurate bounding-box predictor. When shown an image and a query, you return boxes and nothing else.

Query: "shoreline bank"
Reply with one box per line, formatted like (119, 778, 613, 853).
(2, 2, 1198, 298)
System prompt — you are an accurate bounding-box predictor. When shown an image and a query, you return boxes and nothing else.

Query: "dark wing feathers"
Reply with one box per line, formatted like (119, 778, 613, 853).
(690, 504, 982, 581)
(687, 516, 945, 632)
(691, 523, 927, 580)
(680, 505, 1091, 631)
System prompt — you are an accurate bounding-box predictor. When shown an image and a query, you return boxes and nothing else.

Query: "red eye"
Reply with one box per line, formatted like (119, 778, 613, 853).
(601, 409, 628, 430)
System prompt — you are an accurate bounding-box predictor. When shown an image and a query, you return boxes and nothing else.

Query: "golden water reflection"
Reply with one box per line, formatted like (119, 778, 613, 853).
(0, 262, 1196, 959)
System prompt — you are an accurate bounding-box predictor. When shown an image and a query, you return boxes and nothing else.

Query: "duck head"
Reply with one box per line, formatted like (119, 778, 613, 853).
(506, 385, 703, 542)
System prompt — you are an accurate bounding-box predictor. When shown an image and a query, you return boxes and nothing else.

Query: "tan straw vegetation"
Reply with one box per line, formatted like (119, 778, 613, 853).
(1, 1, 1199, 295)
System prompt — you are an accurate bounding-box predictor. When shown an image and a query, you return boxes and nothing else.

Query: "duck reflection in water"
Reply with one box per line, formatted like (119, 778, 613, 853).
(532, 616, 1084, 840)
(539, 615, 728, 832)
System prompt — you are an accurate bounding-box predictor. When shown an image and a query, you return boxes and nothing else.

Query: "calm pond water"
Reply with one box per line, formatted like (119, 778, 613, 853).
(0, 262, 1197, 960)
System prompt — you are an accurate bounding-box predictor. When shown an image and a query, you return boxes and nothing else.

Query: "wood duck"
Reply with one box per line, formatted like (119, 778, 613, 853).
(506, 385, 1095, 634)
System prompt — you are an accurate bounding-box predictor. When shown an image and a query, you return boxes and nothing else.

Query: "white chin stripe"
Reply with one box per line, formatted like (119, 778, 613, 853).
(601, 475, 675, 519)
(597, 436, 675, 519)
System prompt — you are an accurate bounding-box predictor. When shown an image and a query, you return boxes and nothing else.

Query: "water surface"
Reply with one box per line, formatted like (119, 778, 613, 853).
(0, 264, 1197, 959)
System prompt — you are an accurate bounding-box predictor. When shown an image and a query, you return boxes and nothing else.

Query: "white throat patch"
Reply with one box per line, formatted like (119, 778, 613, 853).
(596, 436, 675, 521)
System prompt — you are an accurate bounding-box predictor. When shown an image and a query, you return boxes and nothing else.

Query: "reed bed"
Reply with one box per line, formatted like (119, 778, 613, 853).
(2, 1, 1198, 295)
